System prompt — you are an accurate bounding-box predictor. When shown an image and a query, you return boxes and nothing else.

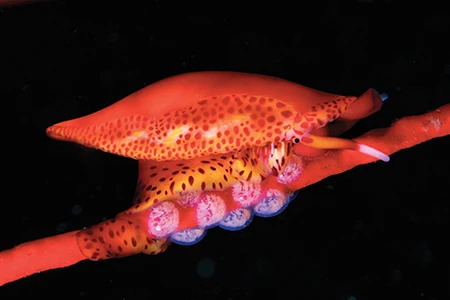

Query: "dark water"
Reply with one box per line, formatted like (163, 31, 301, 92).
(1, 1, 449, 299)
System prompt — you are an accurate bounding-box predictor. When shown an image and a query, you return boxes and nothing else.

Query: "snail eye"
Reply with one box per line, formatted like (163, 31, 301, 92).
(293, 137, 300, 144)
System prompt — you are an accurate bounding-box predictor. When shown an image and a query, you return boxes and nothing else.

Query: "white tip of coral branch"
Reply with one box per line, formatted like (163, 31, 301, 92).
(358, 144, 390, 162)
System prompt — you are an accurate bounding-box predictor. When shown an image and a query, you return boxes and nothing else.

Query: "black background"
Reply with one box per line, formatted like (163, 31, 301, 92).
(0, 1, 449, 299)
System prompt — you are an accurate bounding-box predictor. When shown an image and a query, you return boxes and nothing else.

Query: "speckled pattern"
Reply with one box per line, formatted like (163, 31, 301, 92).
(46, 94, 356, 161)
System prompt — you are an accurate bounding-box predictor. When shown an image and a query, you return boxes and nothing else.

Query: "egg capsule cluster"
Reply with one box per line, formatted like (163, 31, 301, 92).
(146, 156, 304, 246)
